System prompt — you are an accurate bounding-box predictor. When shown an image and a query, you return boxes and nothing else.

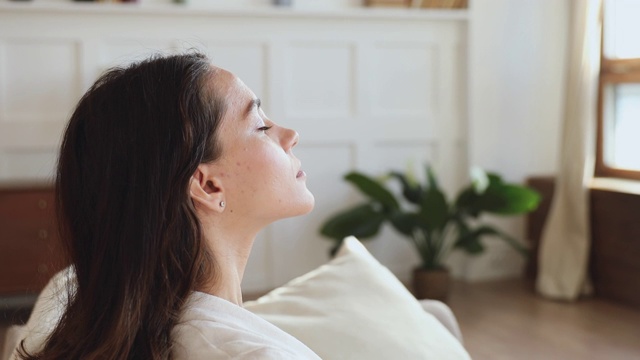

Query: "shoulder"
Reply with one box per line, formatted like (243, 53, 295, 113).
(172, 323, 304, 360)
(171, 292, 320, 360)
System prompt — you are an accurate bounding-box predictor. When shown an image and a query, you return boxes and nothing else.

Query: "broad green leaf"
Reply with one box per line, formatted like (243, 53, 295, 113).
(454, 187, 481, 216)
(420, 188, 449, 231)
(389, 171, 422, 205)
(345, 172, 400, 210)
(487, 173, 505, 187)
(486, 185, 541, 215)
(454, 226, 495, 254)
(471, 174, 509, 212)
(454, 225, 529, 257)
(455, 236, 485, 254)
(453, 217, 471, 236)
(320, 203, 385, 241)
(456, 174, 540, 216)
(454, 225, 498, 247)
(388, 211, 424, 237)
(474, 189, 509, 213)
(426, 165, 440, 190)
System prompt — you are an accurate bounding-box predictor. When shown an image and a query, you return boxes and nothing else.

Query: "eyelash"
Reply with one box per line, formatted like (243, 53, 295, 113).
(258, 126, 272, 132)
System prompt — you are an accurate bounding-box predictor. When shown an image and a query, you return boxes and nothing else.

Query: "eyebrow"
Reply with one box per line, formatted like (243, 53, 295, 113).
(245, 98, 261, 117)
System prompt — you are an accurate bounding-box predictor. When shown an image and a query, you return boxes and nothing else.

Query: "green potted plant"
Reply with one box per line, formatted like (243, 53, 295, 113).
(319, 165, 541, 301)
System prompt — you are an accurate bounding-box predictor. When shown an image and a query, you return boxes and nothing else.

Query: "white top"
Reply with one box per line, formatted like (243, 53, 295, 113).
(171, 291, 321, 360)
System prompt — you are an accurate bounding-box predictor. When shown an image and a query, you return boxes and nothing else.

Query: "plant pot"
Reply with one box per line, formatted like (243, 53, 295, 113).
(412, 267, 451, 302)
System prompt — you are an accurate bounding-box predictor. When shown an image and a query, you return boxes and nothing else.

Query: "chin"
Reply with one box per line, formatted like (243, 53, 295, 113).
(293, 191, 315, 217)
(289, 190, 315, 218)
(301, 193, 315, 214)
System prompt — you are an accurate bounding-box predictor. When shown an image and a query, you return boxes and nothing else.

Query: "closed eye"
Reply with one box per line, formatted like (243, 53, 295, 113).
(258, 126, 272, 132)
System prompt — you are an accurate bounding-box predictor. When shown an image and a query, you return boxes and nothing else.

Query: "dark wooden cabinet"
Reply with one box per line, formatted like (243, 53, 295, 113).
(591, 189, 640, 309)
(525, 176, 640, 309)
(0, 185, 66, 295)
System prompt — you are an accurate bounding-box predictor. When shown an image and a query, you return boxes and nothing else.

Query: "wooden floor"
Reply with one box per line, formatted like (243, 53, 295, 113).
(448, 279, 640, 360)
(2, 279, 640, 359)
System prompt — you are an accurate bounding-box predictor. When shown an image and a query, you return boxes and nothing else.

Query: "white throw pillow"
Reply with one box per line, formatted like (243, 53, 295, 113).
(243, 236, 471, 360)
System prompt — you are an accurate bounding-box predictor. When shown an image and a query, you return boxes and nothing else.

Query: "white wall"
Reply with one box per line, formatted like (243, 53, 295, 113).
(465, 0, 569, 280)
(0, 0, 571, 286)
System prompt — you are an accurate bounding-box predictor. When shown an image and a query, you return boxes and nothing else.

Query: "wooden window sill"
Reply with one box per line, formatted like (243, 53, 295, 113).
(590, 177, 640, 196)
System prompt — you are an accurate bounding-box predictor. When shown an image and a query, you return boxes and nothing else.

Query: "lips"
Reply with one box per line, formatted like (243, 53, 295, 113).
(296, 170, 306, 179)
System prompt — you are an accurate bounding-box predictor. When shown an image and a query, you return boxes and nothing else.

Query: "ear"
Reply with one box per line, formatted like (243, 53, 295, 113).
(189, 165, 226, 213)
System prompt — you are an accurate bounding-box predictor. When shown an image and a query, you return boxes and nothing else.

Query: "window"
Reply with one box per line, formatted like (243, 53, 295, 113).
(597, 0, 640, 179)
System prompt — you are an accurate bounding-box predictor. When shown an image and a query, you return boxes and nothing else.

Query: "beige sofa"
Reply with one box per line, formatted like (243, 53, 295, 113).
(2, 237, 468, 359)
(2, 299, 462, 360)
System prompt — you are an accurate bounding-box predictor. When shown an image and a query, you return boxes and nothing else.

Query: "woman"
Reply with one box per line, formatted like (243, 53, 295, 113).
(17, 53, 319, 359)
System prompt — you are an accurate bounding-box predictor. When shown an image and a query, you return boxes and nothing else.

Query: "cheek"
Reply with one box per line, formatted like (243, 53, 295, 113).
(233, 146, 286, 191)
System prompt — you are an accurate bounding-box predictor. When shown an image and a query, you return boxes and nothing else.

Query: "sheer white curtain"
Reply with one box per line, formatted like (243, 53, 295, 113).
(536, 0, 602, 300)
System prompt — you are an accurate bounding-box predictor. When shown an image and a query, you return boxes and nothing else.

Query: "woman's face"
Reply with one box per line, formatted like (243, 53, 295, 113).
(209, 68, 314, 224)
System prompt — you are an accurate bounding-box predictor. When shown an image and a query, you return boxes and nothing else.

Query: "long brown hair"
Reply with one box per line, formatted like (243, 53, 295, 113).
(19, 53, 225, 359)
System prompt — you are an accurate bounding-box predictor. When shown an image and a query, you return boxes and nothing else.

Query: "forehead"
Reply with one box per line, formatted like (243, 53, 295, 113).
(210, 67, 255, 111)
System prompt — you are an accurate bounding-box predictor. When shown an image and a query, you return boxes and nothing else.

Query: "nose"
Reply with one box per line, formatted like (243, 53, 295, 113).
(281, 127, 299, 152)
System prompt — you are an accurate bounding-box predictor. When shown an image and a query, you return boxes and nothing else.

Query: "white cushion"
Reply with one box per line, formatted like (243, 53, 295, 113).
(244, 236, 471, 360)
(6, 267, 74, 358)
(418, 299, 463, 343)
(2, 324, 26, 360)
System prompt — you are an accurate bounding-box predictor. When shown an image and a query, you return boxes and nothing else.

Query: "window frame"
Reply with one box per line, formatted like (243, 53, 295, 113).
(595, 8, 640, 180)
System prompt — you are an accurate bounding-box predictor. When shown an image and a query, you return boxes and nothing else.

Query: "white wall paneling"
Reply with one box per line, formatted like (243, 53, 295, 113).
(1, 149, 57, 181)
(369, 43, 436, 120)
(284, 41, 355, 120)
(0, 3, 469, 292)
(0, 38, 82, 170)
(99, 39, 176, 68)
(195, 41, 268, 101)
(1, 39, 80, 123)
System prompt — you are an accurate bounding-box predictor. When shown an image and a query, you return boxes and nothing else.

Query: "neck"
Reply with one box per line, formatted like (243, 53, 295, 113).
(197, 222, 258, 306)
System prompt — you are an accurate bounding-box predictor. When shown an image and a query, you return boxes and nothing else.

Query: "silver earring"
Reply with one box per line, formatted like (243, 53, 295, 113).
(220, 201, 225, 208)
